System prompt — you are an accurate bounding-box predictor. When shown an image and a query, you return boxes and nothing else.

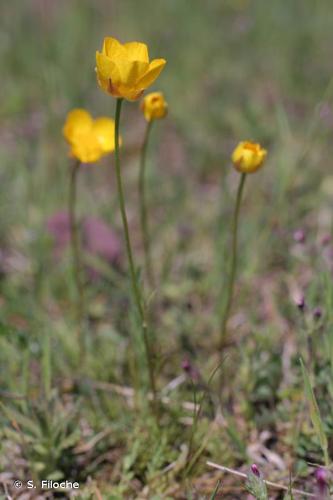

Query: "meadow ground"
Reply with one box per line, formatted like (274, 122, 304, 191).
(1, 1, 333, 498)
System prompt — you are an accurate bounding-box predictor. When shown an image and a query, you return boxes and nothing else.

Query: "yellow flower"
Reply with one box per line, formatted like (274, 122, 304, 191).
(70, 133, 103, 164)
(140, 92, 168, 122)
(63, 109, 93, 144)
(96, 37, 166, 101)
(231, 141, 267, 174)
(92, 117, 117, 153)
(63, 109, 118, 163)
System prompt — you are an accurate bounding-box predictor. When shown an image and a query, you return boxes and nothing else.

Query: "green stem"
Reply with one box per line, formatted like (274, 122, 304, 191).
(68, 160, 85, 353)
(219, 173, 247, 350)
(139, 120, 155, 287)
(42, 328, 51, 399)
(114, 99, 158, 415)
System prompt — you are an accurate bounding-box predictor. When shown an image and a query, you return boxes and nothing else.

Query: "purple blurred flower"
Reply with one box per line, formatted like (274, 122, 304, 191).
(251, 464, 260, 477)
(313, 307, 323, 320)
(295, 294, 305, 311)
(181, 357, 200, 382)
(293, 229, 306, 244)
(83, 216, 121, 265)
(46, 211, 71, 257)
(321, 234, 331, 246)
(46, 212, 121, 275)
(315, 467, 328, 496)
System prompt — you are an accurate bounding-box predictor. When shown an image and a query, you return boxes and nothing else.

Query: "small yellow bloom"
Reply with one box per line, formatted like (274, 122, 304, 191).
(63, 109, 93, 144)
(93, 117, 117, 153)
(231, 141, 267, 174)
(140, 92, 168, 122)
(70, 133, 104, 164)
(96, 37, 166, 101)
(63, 109, 118, 163)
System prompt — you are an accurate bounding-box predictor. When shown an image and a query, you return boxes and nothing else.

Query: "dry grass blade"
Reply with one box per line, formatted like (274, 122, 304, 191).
(87, 380, 199, 412)
(206, 461, 316, 498)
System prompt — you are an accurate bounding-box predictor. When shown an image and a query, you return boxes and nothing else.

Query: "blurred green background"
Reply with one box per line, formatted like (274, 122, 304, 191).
(1, 0, 333, 253)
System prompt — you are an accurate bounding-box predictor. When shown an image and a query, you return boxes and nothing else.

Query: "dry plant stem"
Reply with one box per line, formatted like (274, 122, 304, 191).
(69, 159, 85, 354)
(139, 120, 155, 287)
(206, 461, 316, 498)
(114, 98, 158, 417)
(87, 379, 199, 412)
(219, 173, 246, 349)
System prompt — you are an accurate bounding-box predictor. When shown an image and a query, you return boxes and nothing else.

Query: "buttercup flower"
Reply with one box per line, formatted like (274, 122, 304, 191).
(141, 92, 168, 122)
(63, 109, 117, 163)
(232, 141, 267, 174)
(63, 109, 93, 144)
(96, 37, 166, 101)
(92, 118, 117, 153)
(70, 133, 103, 164)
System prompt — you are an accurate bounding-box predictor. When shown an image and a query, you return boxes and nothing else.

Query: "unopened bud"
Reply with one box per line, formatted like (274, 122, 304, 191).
(251, 464, 260, 477)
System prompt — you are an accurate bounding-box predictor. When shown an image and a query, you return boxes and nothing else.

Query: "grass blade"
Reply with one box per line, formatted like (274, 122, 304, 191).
(300, 358, 329, 466)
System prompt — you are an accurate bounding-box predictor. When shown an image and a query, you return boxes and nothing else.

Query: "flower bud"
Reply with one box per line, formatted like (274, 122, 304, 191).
(231, 141, 267, 174)
(251, 464, 260, 477)
(141, 92, 168, 122)
(181, 357, 200, 382)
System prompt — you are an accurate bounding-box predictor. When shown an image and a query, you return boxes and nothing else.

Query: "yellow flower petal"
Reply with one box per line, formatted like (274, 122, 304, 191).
(137, 59, 166, 89)
(97, 75, 123, 97)
(70, 132, 104, 164)
(116, 85, 145, 101)
(123, 42, 149, 63)
(63, 109, 93, 143)
(115, 59, 149, 87)
(96, 52, 121, 84)
(93, 117, 117, 153)
(102, 37, 126, 60)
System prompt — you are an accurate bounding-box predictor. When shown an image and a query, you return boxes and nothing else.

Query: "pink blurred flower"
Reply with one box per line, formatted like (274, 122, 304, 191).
(315, 467, 328, 497)
(46, 211, 71, 257)
(293, 229, 306, 244)
(46, 212, 121, 275)
(181, 357, 200, 382)
(83, 216, 121, 265)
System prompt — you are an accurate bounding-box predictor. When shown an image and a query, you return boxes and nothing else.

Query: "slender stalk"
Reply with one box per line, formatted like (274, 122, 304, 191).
(42, 328, 51, 399)
(219, 173, 247, 351)
(68, 159, 85, 351)
(113, 99, 158, 415)
(139, 120, 155, 287)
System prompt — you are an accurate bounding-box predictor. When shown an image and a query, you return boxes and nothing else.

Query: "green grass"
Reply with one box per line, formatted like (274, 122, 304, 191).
(1, 0, 333, 497)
